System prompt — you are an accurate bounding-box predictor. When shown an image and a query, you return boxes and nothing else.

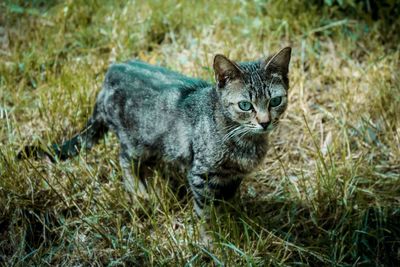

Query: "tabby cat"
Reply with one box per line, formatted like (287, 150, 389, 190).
(22, 47, 291, 218)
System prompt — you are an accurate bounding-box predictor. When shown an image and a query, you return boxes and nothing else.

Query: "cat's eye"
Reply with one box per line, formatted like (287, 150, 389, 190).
(269, 96, 282, 107)
(238, 101, 253, 111)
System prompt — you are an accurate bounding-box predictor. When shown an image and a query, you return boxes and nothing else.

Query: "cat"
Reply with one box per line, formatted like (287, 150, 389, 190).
(21, 47, 292, 218)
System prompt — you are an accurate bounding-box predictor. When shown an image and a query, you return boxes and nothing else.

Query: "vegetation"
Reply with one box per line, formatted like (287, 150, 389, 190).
(1, 0, 399, 265)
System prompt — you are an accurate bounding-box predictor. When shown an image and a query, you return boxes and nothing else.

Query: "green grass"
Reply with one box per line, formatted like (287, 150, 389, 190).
(1, 0, 399, 266)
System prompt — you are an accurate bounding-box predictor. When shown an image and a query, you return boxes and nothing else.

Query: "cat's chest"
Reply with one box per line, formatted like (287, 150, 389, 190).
(191, 118, 268, 174)
(219, 139, 268, 173)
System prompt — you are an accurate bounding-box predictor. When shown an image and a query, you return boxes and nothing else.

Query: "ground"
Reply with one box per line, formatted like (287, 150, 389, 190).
(0, 0, 399, 266)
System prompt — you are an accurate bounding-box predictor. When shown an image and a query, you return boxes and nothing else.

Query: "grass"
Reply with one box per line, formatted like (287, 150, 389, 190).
(1, 0, 399, 266)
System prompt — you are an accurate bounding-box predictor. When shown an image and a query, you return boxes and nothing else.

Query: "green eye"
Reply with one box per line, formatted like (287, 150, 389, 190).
(238, 101, 253, 111)
(269, 96, 282, 107)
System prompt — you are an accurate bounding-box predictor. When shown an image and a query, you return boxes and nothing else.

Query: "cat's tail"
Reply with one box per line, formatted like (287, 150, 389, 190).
(18, 112, 108, 162)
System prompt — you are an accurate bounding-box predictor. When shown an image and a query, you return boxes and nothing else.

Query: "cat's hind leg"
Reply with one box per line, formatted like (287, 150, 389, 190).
(119, 147, 148, 197)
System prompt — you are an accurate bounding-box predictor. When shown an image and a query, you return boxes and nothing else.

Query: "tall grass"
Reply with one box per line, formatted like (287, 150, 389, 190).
(1, 0, 399, 266)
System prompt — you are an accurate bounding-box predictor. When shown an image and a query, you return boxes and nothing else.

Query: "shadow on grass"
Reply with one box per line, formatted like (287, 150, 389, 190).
(215, 195, 400, 266)
(1, 167, 398, 266)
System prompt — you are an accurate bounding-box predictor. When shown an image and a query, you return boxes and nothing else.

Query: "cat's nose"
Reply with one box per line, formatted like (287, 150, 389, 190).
(259, 122, 270, 130)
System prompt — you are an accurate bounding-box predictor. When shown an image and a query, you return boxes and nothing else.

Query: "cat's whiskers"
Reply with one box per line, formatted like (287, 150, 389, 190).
(220, 124, 239, 133)
(222, 128, 241, 143)
(230, 128, 247, 139)
(221, 125, 245, 143)
(226, 126, 251, 142)
(235, 129, 250, 140)
(217, 124, 237, 145)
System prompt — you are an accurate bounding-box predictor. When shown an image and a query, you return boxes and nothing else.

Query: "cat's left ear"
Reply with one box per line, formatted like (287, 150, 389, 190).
(262, 47, 292, 77)
(213, 54, 243, 88)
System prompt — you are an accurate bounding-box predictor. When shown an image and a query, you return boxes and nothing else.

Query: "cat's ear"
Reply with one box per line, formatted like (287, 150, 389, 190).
(262, 47, 291, 77)
(213, 54, 242, 88)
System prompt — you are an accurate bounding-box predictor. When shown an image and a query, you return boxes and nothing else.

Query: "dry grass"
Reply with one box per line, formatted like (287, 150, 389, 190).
(1, 0, 399, 266)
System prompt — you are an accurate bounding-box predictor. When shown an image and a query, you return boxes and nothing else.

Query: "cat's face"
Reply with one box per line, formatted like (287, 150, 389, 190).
(214, 47, 291, 136)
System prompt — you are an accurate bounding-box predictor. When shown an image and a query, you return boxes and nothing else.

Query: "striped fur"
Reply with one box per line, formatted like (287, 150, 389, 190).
(21, 48, 291, 218)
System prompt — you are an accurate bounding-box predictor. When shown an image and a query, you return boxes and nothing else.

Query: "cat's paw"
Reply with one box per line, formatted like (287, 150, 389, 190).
(124, 177, 148, 193)
(199, 224, 214, 249)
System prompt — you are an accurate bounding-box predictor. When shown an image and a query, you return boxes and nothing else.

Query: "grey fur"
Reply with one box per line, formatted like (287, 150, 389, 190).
(24, 47, 292, 217)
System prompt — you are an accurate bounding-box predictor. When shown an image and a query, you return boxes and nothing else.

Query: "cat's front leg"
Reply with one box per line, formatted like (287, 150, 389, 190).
(188, 171, 243, 216)
(187, 171, 209, 218)
(187, 171, 214, 246)
(187, 170, 242, 245)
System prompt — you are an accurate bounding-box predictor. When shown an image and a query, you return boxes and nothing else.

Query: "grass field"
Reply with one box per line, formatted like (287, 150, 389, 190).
(1, 0, 399, 266)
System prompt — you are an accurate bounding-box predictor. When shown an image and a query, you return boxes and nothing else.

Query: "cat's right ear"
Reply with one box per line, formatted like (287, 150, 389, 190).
(262, 47, 292, 77)
(213, 54, 242, 88)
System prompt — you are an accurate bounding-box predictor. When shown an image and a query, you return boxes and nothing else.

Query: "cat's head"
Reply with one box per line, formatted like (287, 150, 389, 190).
(214, 47, 291, 136)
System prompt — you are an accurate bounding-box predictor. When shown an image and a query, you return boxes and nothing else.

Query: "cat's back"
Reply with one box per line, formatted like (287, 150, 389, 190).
(100, 60, 211, 121)
(103, 60, 208, 94)
(97, 59, 211, 136)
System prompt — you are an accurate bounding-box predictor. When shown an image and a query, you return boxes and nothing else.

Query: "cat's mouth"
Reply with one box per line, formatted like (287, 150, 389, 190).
(252, 121, 278, 134)
(246, 126, 269, 135)
(253, 128, 270, 135)
(223, 122, 277, 142)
